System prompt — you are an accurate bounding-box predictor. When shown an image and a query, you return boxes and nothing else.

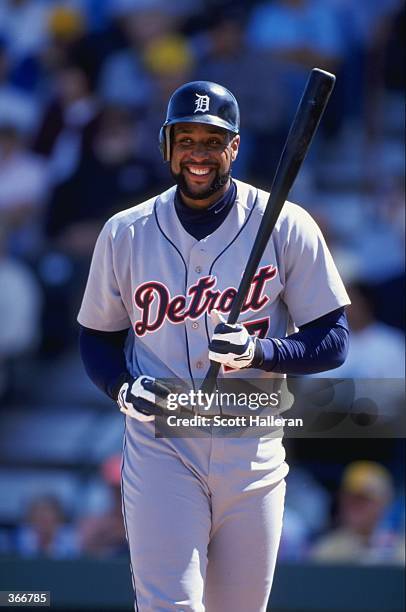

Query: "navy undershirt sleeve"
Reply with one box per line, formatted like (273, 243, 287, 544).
(79, 325, 130, 399)
(254, 307, 349, 374)
(79, 308, 349, 397)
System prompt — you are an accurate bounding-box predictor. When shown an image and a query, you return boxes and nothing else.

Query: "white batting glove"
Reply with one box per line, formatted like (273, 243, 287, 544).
(117, 375, 173, 422)
(208, 310, 257, 369)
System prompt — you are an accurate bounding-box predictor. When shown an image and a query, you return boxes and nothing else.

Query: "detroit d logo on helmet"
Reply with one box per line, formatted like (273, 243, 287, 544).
(194, 93, 210, 113)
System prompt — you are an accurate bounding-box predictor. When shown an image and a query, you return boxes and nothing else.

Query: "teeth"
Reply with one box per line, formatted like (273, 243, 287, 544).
(188, 167, 211, 175)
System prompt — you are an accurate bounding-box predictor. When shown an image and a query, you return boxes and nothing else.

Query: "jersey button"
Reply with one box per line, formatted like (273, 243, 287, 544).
(195, 265, 202, 273)
(196, 361, 203, 369)
(192, 322, 199, 329)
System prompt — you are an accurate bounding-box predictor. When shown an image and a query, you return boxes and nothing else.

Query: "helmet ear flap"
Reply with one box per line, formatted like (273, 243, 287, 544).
(159, 125, 171, 162)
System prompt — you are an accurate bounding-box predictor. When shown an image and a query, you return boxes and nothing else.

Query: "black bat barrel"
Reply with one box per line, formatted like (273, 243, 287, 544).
(200, 68, 336, 397)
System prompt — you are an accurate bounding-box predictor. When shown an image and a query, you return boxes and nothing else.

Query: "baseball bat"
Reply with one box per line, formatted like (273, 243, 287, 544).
(200, 68, 336, 395)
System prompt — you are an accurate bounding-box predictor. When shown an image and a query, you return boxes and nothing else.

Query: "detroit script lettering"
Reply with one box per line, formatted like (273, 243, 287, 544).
(134, 265, 277, 336)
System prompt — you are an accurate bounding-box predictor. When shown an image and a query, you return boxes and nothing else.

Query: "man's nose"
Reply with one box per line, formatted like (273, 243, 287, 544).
(189, 142, 210, 158)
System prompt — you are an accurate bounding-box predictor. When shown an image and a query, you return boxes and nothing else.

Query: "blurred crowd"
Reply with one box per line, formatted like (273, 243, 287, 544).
(0, 0, 404, 566)
(0, 0, 404, 396)
(0, 454, 404, 566)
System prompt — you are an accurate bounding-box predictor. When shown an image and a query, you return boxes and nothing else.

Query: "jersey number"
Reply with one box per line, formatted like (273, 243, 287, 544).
(223, 316, 270, 372)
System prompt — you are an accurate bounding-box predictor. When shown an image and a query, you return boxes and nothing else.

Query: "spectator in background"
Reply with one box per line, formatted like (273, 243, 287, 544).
(36, 103, 164, 355)
(0, 0, 48, 67)
(327, 282, 404, 378)
(44, 103, 163, 259)
(370, 174, 405, 331)
(69, 0, 111, 33)
(35, 4, 122, 120)
(79, 454, 127, 558)
(33, 61, 99, 186)
(323, 0, 403, 123)
(12, 494, 79, 558)
(0, 225, 42, 401)
(277, 506, 309, 561)
(197, 9, 297, 185)
(0, 37, 39, 134)
(311, 461, 405, 564)
(98, 5, 171, 109)
(246, 0, 346, 141)
(38, 5, 87, 79)
(98, 3, 197, 112)
(39, 3, 120, 94)
(278, 467, 330, 561)
(132, 29, 196, 181)
(246, 0, 344, 73)
(104, 0, 203, 23)
(0, 122, 49, 257)
(312, 279, 404, 421)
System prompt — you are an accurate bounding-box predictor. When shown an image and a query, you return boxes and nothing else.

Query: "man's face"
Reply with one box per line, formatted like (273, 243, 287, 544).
(170, 122, 240, 208)
(340, 490, 387, 536)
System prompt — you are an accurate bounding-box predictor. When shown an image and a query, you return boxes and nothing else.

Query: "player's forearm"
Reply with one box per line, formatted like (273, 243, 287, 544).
(79, 325, 130, 399)
(253, 308, 349, 374)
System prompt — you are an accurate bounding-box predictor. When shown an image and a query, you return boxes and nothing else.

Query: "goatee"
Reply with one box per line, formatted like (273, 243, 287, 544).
(170, 167, 231, 201)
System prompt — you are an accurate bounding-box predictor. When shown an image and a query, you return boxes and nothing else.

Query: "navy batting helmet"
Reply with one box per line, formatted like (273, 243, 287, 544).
(159, 81, 240, 161)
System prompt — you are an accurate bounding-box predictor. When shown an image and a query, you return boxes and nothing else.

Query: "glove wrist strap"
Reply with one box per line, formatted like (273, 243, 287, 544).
(110, 371, 132, 401)
(251, 337, 264, 368)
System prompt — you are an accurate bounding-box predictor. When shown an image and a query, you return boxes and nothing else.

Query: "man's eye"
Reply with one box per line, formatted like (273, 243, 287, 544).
(175, 137, 224, 148)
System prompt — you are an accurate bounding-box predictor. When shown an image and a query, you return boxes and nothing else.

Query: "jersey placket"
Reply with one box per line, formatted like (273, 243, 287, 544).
(186, 244, 212, 379)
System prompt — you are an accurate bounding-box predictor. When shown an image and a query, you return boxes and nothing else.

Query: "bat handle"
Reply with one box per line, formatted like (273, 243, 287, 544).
(200, 361, 221, 396)
(199, 298, 244, 397)
(199, 294, 242, 396)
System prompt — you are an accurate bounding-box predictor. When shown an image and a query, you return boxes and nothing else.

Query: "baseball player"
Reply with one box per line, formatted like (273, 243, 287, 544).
(78, 81, 350, 611)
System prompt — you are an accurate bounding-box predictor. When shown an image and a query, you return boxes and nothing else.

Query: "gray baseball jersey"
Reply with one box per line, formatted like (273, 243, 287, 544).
(78, 179, 349, 611)
(78, 179, 349, 379)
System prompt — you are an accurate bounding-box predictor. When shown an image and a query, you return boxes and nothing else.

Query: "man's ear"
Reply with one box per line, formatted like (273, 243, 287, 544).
(230, 135, 240, 162)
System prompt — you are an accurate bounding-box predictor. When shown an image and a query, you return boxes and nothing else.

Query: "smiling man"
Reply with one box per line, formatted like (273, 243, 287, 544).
(78, 81, 350, 611)
(170, 122, 239, 205)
